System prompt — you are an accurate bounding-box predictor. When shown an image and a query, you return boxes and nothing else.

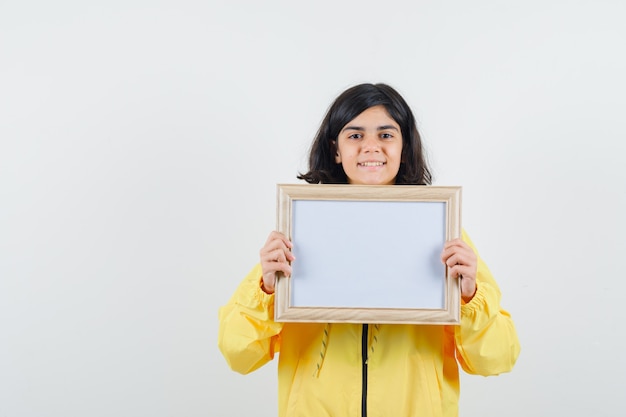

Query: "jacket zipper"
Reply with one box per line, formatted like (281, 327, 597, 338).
(361, 323, 368, 417)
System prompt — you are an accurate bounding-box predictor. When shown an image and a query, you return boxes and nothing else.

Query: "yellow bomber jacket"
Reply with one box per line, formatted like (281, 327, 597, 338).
(218, 231, 520, 417)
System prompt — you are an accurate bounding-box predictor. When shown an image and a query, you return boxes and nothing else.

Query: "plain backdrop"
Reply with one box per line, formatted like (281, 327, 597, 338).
(1, 1, 625, 416)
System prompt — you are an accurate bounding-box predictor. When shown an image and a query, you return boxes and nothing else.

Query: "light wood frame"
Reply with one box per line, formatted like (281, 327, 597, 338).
(275, 184, 462, 324)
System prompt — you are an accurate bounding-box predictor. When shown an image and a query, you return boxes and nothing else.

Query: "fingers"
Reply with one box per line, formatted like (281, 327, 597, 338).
(259, 231, 295, 294)
(441, 238, 478, 301)
(261, 262, 292, 295)
(264, 231, 293, 251)
(442, 251, 473, 272)
(447, 263, 474, 280)
(261, 247, 292, 265)
(440, 238, 476, 277)
(260, 231, 295, 263)
(440, 238, 474, 267)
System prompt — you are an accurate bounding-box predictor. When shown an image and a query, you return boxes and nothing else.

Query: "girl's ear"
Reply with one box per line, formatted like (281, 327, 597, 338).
(332, 141, 341, 163)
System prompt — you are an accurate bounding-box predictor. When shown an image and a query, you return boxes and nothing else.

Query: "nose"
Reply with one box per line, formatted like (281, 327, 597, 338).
(362, 135, 380, 152)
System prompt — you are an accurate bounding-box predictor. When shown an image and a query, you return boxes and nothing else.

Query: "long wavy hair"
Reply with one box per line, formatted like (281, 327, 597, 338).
(297, 83, 432, 185)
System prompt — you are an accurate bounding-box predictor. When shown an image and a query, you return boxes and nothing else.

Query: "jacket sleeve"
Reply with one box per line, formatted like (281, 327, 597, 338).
(218, 264, 284, 374)
(454, 230, 521, 376)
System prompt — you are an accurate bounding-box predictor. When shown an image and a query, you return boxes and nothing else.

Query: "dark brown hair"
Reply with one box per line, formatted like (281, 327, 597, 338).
(297, 83, 432, 185)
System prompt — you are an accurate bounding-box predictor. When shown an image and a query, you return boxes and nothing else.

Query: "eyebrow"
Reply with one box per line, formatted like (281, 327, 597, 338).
(340, 125, 400, 133)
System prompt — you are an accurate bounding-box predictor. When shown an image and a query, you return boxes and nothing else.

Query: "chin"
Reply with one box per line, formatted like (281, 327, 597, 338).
(352, 178, 394, 186)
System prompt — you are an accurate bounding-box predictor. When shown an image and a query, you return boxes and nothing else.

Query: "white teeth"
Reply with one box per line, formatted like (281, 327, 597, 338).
(360, 161, 384, 167)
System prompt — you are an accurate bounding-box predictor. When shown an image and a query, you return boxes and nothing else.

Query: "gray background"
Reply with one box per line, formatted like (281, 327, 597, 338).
(1, 1, 625, 416)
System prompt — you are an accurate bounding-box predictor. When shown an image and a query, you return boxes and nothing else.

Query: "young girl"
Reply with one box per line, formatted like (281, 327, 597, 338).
(218, 83, 520, 417)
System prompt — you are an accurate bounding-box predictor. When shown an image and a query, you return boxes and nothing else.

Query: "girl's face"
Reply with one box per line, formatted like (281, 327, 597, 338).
(334, 105, 403, 185)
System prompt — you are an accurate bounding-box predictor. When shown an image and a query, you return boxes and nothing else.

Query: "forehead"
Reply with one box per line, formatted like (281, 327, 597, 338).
(344, 105, 398, 128)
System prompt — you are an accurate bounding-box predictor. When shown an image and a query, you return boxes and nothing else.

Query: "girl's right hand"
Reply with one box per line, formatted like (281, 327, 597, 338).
(259, 231, 295, 294)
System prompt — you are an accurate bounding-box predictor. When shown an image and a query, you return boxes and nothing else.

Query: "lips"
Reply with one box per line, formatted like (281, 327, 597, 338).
(358, 161, 385, 167)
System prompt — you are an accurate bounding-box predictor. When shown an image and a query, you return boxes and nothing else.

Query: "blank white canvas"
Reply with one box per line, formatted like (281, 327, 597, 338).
(291, 200, 446, 309)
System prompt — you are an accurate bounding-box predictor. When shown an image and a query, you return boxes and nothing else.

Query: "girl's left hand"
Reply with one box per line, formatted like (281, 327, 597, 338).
(441, 238, 478, 302)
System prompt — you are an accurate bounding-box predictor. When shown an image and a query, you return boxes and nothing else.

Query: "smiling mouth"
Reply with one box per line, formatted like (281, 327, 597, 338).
(358, 161, 385, 167)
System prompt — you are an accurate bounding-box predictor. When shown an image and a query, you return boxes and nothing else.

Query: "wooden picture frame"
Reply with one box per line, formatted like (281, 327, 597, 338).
(274, 184, 462, 324)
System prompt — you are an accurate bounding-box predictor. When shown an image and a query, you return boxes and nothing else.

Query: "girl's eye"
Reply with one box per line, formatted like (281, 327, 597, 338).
(380, 133, 393, 139)
(348, 133, 362, 139)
